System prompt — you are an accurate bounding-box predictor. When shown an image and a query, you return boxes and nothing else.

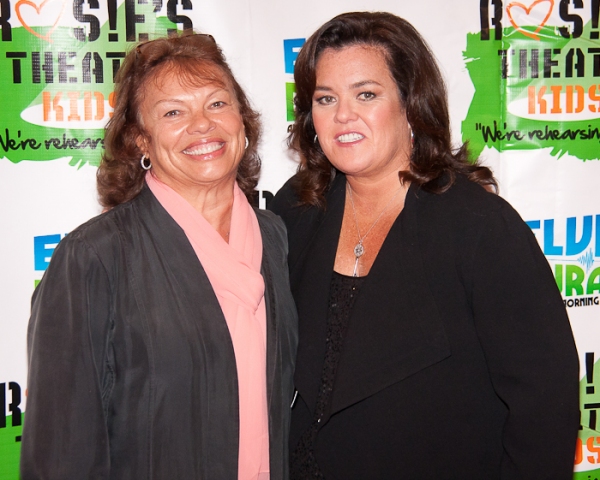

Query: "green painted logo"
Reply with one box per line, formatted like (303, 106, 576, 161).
(0, 1, 188, 168)
(463, 22, 600, 161)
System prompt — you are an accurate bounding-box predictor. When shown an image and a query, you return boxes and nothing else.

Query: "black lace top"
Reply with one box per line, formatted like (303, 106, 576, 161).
(290, 271, 366, 479)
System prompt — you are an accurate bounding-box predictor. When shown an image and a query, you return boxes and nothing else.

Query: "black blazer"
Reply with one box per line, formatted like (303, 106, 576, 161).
(270, 173, 579, 480)
(22, 185, 298, 479)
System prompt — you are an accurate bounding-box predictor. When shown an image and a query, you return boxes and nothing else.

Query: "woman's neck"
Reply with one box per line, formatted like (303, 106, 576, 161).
(152, 172, 236, 242)
(345, 171, 409, 209)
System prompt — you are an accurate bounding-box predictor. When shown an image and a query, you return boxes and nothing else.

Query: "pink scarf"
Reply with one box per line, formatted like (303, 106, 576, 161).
(146, 173, 270, 480)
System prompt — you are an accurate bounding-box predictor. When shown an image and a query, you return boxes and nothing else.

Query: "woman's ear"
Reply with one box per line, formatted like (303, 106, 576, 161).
(136, 135, 148, 156)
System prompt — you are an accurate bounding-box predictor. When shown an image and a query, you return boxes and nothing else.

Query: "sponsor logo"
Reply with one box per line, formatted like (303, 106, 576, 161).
(283, 38, 305, 122)
(0, 0, 192, 166)
(527, 214, 600, 305)
(34, 233, 64, 286)
(465, 0, 600, 160)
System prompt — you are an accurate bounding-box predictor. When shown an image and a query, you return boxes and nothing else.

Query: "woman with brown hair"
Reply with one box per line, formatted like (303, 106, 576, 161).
(21, 32, 297, 479)
(270, 11, 579, 479)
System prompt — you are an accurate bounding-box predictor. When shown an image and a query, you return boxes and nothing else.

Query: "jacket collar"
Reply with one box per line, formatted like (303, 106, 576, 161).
(135, 185, 281, 411)
(290, 175, 450, 422)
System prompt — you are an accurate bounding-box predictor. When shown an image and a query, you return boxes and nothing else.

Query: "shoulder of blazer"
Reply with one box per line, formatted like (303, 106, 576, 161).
(407, 175, 527, 253)
(69, 186, 185, 253)
(411, 174, 509, 220)
(255, 208, 288, 254)
(270, 174, 346, 271)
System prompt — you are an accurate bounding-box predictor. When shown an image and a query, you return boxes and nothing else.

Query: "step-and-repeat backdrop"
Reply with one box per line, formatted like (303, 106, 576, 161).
(1, 0, 598, 477)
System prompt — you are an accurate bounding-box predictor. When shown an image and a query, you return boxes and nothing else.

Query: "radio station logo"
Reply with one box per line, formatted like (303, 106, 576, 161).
(283, 38, 304, 122)
(527, 214, 600, 307)
(527, 214, 600, 476)
(34, 233, 65, 286)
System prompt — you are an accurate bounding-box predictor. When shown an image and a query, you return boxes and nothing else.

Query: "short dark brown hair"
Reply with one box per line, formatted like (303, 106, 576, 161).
(97, 31, 261, 208)
(289, 11, 497, 206)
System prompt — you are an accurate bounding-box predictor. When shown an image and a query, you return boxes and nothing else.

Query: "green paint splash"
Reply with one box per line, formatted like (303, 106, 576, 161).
(0, 3, 181, 167)
(0, 414, 23, 480)
(463, 24, 600, 161)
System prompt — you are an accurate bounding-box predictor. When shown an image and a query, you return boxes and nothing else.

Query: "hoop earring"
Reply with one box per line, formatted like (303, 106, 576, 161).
(245, 137, 249, 149)
(314, 134, 318, 143)
(140, 154, 152, 170)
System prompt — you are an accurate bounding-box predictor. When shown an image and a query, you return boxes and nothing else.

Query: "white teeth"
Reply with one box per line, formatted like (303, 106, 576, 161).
(337, 133, 364, 143)
(183, 143, 223, 155)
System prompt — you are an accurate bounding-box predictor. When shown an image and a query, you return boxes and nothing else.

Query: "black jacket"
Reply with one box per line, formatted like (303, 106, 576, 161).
(21, 185, 298, 479)
(270, 173, 579, 480)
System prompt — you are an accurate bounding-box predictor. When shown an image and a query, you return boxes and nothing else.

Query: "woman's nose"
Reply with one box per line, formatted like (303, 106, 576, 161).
(187, 110, 214, 134)
(334, 97, 358, 123)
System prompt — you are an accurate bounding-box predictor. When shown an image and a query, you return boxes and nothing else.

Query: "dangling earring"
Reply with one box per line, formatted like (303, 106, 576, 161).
(314, 134, 318, 143)
(140, 154, 152, 170)
(409, 126, 414, 145)
(245, 137, 249, 149)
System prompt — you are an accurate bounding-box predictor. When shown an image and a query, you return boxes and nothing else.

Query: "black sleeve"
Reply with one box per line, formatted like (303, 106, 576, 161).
(268, 175, 301, 223)
(469, 201, 580, 479)
(21, 235, 113, 479)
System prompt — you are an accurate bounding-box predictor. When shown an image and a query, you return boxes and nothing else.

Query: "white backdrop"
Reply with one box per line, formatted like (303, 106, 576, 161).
(1, 0, 599, 477)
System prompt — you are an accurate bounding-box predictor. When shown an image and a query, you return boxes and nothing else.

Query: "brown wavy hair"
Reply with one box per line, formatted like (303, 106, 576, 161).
(98, 31, 261, 208)
(289, 11, 497, 206)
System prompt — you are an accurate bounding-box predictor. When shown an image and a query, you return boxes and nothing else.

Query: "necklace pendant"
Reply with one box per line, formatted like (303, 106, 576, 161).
(354, 242, 365, 258)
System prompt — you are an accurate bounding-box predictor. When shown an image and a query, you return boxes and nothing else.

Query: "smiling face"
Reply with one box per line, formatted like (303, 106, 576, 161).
(137, 65, 246, 199)
(311, 44, 412, 183)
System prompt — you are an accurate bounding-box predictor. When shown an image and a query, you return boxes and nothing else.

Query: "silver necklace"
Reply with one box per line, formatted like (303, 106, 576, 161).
(347, 182, 403, 277)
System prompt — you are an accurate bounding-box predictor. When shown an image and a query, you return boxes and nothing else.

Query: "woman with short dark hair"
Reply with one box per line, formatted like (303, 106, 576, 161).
(271, 11, 579, 479)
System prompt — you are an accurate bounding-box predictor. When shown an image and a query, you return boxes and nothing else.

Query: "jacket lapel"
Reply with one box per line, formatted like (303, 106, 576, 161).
(329, 184, 450, 417)
(132, 186, 240, 477)
(291, 179, 450, 420)
(255, 209, 299, 480)
(257, 213, 278, 410)
(291, 175, 347, 411)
